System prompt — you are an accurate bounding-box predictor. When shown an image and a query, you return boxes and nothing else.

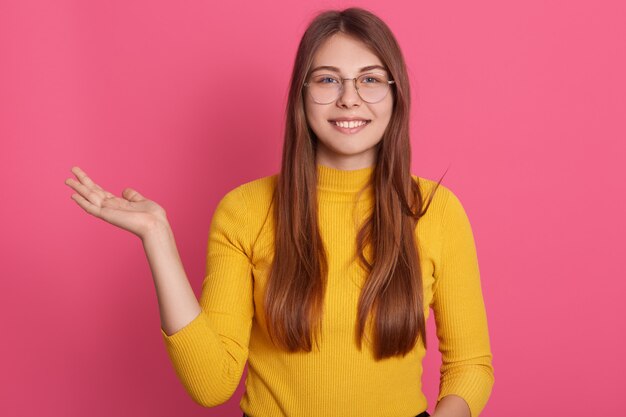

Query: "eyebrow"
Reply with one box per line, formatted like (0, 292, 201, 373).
(310, 65, 388, 74)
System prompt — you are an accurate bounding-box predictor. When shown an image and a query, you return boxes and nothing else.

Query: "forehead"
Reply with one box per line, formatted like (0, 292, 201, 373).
(310, 33, 384, 72)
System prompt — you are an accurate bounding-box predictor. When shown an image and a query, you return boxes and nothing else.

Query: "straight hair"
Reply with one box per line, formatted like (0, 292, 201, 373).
(264, 7, 444, 360)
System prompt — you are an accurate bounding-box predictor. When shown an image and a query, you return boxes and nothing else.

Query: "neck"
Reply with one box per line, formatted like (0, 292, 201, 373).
(316, 164, 375, 201)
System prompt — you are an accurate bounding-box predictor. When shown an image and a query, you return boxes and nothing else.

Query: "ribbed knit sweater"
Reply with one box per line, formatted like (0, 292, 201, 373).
(160, 164, 494, 417)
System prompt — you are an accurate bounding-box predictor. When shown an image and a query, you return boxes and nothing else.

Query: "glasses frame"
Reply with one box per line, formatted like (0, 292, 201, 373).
(303, 73, 396, 104)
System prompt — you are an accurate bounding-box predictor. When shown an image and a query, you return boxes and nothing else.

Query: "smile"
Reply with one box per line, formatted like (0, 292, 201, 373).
(329, 120, 371, 134)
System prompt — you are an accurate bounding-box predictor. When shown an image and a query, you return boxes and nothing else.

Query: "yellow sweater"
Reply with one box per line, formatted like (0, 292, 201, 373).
(160, 164, 494, 417)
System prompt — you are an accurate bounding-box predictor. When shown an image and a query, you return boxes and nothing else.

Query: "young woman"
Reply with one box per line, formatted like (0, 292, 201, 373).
(65, 7, 494, 417)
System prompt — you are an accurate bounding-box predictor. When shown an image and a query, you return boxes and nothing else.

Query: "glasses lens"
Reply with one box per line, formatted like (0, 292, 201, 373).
(307, 74, 342, 104)
(357, 73, 392, 103)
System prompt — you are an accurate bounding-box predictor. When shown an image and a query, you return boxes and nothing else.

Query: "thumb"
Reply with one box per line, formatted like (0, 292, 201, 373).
(122, 187, 145, 202)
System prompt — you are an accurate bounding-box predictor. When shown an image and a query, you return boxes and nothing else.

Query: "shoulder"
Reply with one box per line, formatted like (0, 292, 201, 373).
(209, 173, 278, 251)
(411, 175, 475, 240)
(410, 173, 475, 239)
(228, 173, 278, 208)
(214, 172, 278, 229)
(410, 173, 457, 218)
(411, 174, 445, 195)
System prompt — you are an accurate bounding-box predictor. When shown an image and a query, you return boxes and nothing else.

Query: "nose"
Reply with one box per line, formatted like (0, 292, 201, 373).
(336, 78, 361, 107)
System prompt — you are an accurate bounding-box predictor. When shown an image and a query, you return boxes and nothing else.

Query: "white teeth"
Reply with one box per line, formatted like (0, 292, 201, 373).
(334, 120, 367, 128)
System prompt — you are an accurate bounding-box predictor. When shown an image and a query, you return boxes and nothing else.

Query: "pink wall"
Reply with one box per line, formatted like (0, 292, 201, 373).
(1, 0, 624, 415)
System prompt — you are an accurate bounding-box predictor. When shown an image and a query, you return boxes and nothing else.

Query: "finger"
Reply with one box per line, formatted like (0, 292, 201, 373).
(71, 166, 110, 195)
(101, 196, 132, 210)
(122, 187, 145, 202)
(71, 193, 103, 218)
(90, 181, 114, 198)
(89, 183, 114, 199)
(102, 190, 115, 199)
(65, 178, 105, 206)
(93, 183, 112, 196)
(69, 167, 119, 199)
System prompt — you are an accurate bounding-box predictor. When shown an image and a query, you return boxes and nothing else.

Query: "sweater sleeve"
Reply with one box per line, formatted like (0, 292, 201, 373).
(432, 187, 495, 417)
(159, 186, 254, 407)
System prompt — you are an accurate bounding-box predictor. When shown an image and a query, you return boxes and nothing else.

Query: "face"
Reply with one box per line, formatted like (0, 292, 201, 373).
(304, 32, 394, 170)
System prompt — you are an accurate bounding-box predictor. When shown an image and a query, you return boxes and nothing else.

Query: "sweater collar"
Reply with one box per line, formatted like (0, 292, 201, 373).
(316, 164, 375, 194)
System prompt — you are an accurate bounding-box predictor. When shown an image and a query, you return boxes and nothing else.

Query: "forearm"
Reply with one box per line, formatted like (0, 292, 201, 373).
(432, 395, 471, 417)
(142, 222, 202, 336)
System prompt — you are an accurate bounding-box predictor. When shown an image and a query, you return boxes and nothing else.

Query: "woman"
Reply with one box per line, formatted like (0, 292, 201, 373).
(65, 7, 494, 417)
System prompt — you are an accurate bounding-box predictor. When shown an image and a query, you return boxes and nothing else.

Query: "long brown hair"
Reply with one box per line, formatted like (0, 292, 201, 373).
(264, 7, 444, 360)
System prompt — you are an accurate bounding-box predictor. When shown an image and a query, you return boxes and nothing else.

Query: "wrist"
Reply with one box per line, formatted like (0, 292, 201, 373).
(142, 220, 173, 243)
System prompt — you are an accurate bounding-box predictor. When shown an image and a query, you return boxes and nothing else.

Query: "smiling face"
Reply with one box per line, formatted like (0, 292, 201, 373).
(304, 32, 394, 170)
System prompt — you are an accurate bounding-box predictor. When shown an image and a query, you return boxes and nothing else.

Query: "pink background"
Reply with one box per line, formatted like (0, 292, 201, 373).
(1, 0, 624, 416)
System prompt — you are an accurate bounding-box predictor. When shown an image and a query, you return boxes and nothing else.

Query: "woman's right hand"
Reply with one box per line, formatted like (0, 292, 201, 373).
(65, 166, 169, 240)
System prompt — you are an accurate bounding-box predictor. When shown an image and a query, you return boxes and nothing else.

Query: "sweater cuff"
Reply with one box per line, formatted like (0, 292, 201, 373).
(437, 366, 494, 417)
(160, 310, 219, 352)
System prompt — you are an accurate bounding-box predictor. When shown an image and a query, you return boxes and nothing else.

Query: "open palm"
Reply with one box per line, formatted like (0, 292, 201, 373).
(65, 166, 168, 239)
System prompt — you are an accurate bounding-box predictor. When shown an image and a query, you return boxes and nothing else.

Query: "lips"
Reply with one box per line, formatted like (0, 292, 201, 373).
(329, 119, 370, 129)
(328, 118, 371, 122)
(328, 117, 370, 122)
(329, 119, 370, 134)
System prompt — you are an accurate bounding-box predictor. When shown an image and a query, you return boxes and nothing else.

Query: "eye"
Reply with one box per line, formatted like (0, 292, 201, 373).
(312, 74, 339, 84)
(360, 74, 385, 83)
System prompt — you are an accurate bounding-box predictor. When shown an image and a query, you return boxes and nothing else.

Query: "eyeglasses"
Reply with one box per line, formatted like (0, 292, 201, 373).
(303, 72, 395, 104)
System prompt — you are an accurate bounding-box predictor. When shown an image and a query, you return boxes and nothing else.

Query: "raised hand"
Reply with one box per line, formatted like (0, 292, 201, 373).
(64, 166, 169, 240)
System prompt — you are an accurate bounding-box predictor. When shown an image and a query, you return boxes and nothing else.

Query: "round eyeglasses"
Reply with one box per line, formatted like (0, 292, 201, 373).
(303, 73, 395, 104)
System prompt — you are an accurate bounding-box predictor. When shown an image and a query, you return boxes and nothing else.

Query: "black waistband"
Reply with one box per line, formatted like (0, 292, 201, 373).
(243, 412, 430, 417)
